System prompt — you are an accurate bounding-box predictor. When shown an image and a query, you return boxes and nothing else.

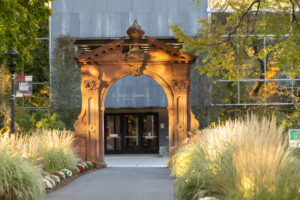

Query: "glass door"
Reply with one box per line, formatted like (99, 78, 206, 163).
(141, 114, 158, 153)
(123, 115, 139, 153)
(105, 115, 121, 153)
(105, 113, 159, 154)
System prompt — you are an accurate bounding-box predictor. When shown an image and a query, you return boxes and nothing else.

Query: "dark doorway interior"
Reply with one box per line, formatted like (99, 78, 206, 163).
(105, 113, 159, 154)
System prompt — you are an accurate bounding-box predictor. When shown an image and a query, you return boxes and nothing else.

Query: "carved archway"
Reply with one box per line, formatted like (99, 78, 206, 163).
(74, 20, 199, 167)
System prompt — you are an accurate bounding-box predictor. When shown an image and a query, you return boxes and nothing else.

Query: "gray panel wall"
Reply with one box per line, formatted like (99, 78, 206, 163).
(51, 0, 208, 38)
(104, 75, 168, 108)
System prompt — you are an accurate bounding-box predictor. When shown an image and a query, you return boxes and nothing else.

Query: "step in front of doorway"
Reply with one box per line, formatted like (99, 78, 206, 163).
(104, 154, 169, 167)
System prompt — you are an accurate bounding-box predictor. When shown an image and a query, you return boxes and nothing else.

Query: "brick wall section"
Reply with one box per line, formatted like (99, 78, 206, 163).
(73, 135, 87, 161)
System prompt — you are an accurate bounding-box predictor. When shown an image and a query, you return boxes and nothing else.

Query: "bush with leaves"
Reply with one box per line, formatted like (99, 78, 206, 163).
(0, 103, 65, 134)
(15, 109, 66, 133)
(30, 109, 65, 130)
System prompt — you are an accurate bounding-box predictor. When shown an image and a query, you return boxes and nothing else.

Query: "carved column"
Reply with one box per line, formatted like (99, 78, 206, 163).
(171, 79, 190, 148)
(98, 106, 106, 167)
(167, 106, 175, 157)
(74, 74, 106, 168)
(84, 79, 100, 162)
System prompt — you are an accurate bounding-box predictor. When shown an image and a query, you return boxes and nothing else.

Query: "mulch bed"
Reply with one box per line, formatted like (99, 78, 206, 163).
(46, 169, 98, 193)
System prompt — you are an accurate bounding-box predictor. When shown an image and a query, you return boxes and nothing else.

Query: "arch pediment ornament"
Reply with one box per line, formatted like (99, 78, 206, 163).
(146, 36, 195, 64)
(125, 48, 146, 76)
(76, 22, 195, 67)
(74, 20, 199, 167)
(77, 38, 126, 65)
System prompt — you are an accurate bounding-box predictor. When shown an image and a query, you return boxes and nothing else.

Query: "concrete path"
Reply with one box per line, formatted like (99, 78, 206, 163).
(105, 154, 169, 167)
(44, 168, 174, 200)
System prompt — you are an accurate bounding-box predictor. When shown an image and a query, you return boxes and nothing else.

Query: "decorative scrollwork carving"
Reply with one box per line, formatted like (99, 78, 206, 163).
(83, 80, 101, 90)
(126, 50, 145, 76)
(177, 123, 185, 134)
(74, 110, 87, 133)
(88, 124, 96, 132)
(130, 65, 142, 76)
(171, 80, 189, 92)
(190, 111, 199, 131)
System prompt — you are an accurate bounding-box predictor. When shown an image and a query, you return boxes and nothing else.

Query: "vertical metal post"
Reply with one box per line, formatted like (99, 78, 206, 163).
(49, 2, 52, 105)
(11, 74, 15, 133)
(237, 80, 240, 104)
(291, 77, 294, 102)
(5, 48, 20, 134)
(237, 44, 240, 104)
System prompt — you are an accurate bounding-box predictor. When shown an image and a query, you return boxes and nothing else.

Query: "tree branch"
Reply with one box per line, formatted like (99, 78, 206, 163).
(289, 0, 300, 29)
(294, 0, 300, 9)
(228, 0, 261, 41)
(252, 42, 267, 95)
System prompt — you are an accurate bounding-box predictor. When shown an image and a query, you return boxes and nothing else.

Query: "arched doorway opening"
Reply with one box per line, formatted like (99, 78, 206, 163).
(104, 75, 169, 155)
(73, 20, 199, 168)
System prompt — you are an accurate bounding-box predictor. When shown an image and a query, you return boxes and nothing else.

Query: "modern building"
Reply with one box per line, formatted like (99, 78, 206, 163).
(50, 0, 207, 156)
(49, 0, 299, 160)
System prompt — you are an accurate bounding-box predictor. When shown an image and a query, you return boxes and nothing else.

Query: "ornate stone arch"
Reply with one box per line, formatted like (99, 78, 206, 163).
(74, 20, 199, 167)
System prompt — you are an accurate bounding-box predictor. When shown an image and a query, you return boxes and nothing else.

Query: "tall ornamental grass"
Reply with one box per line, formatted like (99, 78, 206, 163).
(0, 150, 45, 200)
(34, 130, 77, 171)
(43, 147, 77, 172)
(0, 129, 77, 171)
(0, 129, 77, 199)
(171, 115, 300, 200)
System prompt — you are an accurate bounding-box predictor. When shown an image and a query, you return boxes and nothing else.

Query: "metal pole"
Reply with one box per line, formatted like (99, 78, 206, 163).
(5, 48, 20, 134)
(11, 74, 15, 133)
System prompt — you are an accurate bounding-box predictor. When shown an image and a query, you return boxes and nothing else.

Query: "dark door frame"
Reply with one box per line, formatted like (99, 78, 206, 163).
(104, 112, 159, 154)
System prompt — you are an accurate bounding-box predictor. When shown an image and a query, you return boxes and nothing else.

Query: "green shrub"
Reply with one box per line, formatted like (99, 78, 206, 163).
(15, 106, 33, 132)
(68, 166, 79, 175)
(0, 150, 45, 200)
(16, 109, 66, 133)
(85, 162, 94, 170)
(42, 147, 77, 172)
(33, 110, 65, 130)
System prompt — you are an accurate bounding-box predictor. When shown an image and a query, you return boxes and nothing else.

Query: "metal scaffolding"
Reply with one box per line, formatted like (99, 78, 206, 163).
(207, 0, 300, 107)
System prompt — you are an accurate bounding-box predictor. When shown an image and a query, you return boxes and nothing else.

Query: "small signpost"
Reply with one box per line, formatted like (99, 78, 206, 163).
(289, 129, 300, 148)
(15, 75, 33, 97)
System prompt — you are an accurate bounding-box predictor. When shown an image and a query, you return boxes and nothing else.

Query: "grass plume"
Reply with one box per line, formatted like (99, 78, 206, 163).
(172, 114, 300, 200)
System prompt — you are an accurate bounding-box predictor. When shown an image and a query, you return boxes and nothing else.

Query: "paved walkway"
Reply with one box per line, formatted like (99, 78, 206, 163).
(44, 168, 174, 200)
(104, 154, 169, 167)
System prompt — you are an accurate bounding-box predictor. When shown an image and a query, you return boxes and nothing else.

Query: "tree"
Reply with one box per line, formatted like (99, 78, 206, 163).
(51, 35, 81, 129)
(24, 18, 50, 84)
(0, 64, 10, 105)
(0, 0, 53, 68)
(170, 0, 300, 128)
(170, 0, 300, 93)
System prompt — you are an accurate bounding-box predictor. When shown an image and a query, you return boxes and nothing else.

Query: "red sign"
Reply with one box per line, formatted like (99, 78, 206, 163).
(16, 75, 32, 98)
